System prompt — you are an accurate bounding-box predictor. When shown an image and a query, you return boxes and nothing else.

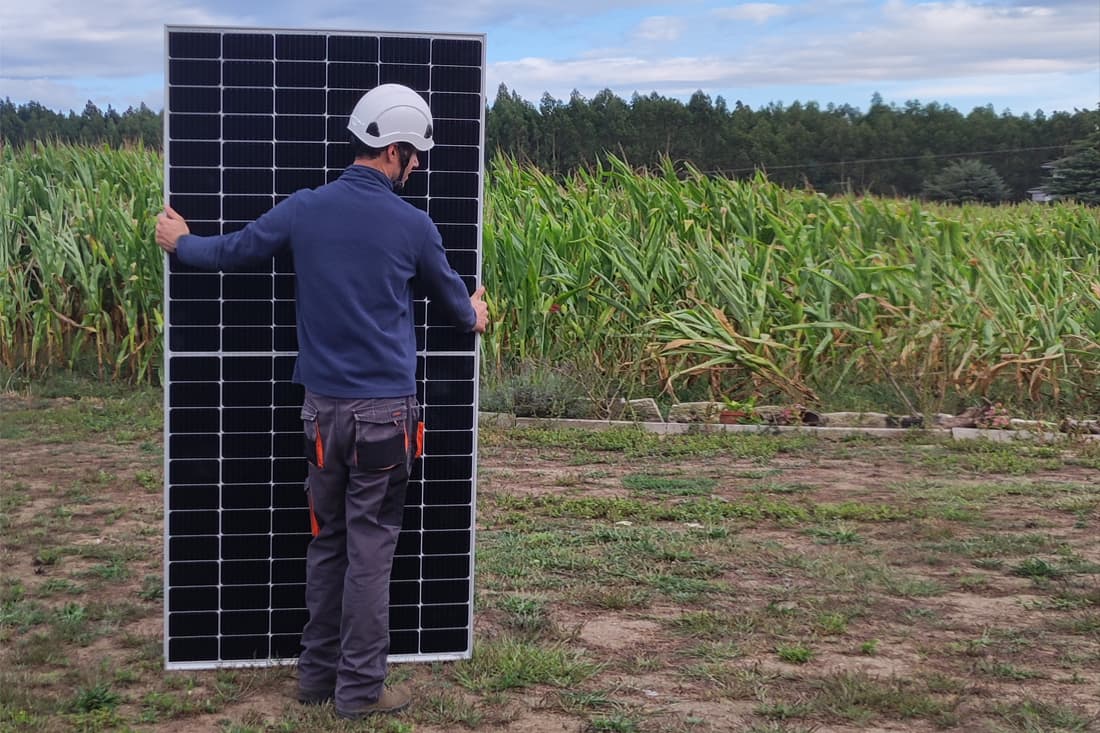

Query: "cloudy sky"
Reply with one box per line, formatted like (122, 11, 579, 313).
(1, 0, 1097, 115)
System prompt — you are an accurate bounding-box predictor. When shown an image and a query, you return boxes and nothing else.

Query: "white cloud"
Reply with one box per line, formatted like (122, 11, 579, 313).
(491, 55, 733, 90)
(632, 16, 687, 42)
(0, 76, 163, 113)
(712, 3, 792, 24)
(0, 0, 241, 78)
(491, 0, 1099, 103)
(2, 0, 1097, 112)
(895, 71, 1099, 111)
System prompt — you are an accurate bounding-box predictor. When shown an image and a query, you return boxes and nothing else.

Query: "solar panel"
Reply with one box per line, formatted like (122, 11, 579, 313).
(163, 25, 484, 669)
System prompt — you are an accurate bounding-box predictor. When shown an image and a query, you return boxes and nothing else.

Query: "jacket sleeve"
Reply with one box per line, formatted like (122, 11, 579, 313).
(175, 195, 297, 271)
(415, 217, 477, 332)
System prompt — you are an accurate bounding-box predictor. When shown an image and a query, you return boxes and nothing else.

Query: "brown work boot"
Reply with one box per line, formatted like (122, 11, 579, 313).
(296, 686, 334, 705)
(335, 686, 411, 719)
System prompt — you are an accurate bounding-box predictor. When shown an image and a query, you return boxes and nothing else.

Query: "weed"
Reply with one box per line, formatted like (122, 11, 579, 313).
(453, 635, 602, 691)
(558, 689, 615, 713)
(417, 689, 484, 728)
(682, 660, 760, 696)
(932, 448, 1061, 476)
(130, 470, 161, 494)
(139, 573, 163, 601)
(54, 602, 90, 643)
(39, 578, 84, 596)
(807, 523, 862, 545)
(84, 559, 130, 581)
(643, 574, 722, 602)
(743, 723, 818, 733)
(902, 606, 940, 624)
(586, 712, 643, 732)
(816, 611, 848, 635)
(1013, 557, 1064, 580)
(499, 595, 552, 635)
(34, 547, 63, 566)
(976, 659, 1045, 680)
(810, 671, 953, 722)
(755, 699, 814, 720)
(993, 698, 1094, 731)
(140, 690, 198, 722)
(776, 643, 813, 664)
(70, 681, 121, 713)
(669, 610, 735, 640)
(0, 598, 48, 630)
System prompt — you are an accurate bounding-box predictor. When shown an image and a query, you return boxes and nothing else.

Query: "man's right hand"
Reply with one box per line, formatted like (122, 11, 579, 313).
(470, 286, 489, 334)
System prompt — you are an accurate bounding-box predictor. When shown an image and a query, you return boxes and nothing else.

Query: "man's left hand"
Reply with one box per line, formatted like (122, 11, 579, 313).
(156, 206, 190, 254)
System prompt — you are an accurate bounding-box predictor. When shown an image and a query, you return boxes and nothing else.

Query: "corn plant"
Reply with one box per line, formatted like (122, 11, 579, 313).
(3, 144, 1098, 412)
(0, 142, 162, 381)
(483, 155, 1100, 410)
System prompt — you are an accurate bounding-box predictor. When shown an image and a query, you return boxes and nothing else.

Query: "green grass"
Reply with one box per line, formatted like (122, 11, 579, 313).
(807, 524, 863, 545)
(416, 689, 485, 729)
(6, 385, 1100, 732)
(993, 699, 1094, 731)
(453, 636, 602, 692)
(504, 426, 809, 461)
(776, 643, 814, 664)
(0, 389, 161, 443)
(808, 672, 957, 724)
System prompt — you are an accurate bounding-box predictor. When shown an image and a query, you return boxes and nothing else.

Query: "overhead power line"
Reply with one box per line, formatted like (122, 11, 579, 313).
(708, 144, 1067, 175)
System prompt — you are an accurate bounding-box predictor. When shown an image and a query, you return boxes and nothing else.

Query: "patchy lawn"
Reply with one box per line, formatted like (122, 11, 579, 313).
(2, 390, 1099, 732)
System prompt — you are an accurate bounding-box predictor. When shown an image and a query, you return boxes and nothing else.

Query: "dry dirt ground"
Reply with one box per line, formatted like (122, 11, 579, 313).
(2, 392, 1099, 733)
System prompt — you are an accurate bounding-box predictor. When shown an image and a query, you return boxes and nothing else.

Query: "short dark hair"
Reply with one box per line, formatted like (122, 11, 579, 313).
(349, 131, 385, 160)
(349, 134, 418, 164)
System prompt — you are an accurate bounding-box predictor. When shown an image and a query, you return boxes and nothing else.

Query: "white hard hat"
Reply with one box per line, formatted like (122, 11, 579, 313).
(347, 83, 435, 151)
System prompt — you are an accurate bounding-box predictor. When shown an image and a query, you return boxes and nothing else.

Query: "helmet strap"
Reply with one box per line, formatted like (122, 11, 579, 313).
(392, 143, 414, 190)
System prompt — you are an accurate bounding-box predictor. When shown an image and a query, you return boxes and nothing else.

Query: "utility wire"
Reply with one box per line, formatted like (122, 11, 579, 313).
(706, 144, 1067, 175)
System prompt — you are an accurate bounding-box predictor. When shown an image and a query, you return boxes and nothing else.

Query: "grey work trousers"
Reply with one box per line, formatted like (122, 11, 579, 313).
(296, 390, 419, 711)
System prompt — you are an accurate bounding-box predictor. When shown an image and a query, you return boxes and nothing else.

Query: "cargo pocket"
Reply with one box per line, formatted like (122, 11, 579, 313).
(302, 405, 323, 468)
(355, 404, 410, 527)
(353, 405, 408, 471)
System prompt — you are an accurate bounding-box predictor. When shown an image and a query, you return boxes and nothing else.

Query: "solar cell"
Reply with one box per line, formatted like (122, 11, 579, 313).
(164, 26, 484, 668)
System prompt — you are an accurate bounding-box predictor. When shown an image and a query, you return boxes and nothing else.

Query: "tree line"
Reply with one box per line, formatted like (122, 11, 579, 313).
(487, 86, 1098, 200)
(1, 99, 162, 150)
(3, 89, 1097, 200)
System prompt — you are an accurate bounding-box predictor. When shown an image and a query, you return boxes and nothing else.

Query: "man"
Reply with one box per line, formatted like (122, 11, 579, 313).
(155, 83, 489, 719)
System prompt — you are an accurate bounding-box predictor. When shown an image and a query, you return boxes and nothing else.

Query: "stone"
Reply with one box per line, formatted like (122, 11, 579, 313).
(625, 398, 663, 422)
(1061, 418, 1100, 435)
(1010, 418, 1058, 431)
(666, 401, 725, 423)
(895, 414, 924, 428)
(820, 411, 891, 428)
(932, 413, 957, 427)
(607, 397, 663, 422)
(751, 405, 822, 426)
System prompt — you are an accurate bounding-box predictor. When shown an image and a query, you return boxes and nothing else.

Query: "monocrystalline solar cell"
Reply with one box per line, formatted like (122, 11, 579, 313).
(163, 25, 484, 669)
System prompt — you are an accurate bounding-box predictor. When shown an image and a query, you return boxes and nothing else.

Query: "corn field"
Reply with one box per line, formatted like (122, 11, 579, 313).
(483, 156, 1100, 409)
(3, 143, 1099, 410)
(1, 143, 163, 381)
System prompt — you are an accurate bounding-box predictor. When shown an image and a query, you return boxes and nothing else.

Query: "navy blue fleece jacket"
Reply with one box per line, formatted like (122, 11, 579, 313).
(175, 164, 476, 398)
